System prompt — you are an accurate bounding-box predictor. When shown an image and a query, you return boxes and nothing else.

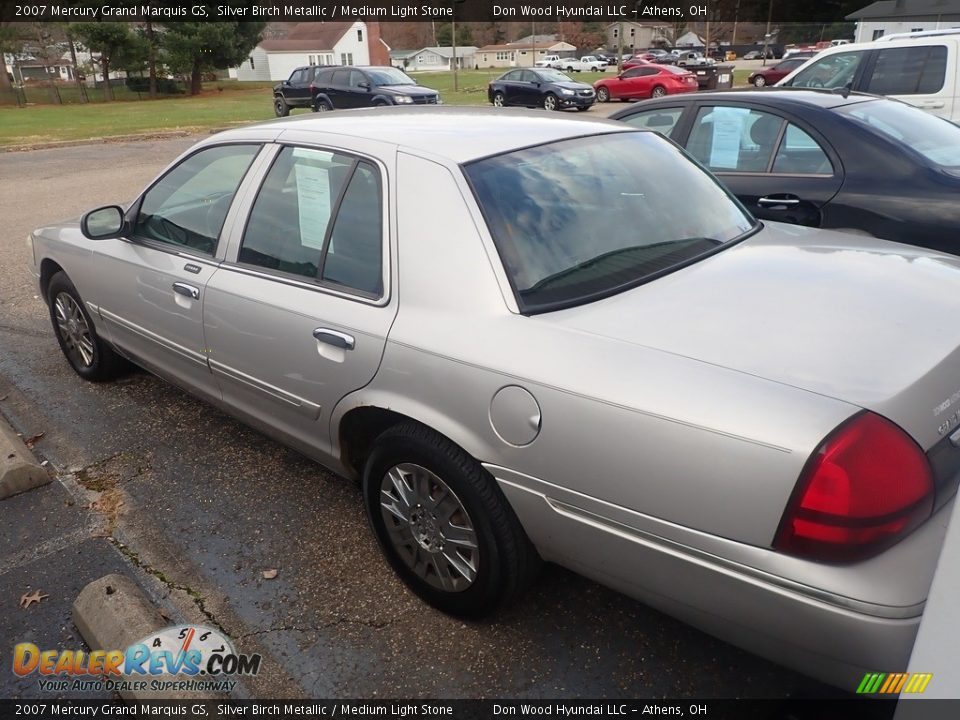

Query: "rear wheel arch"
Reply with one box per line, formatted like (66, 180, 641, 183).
(337, 404, 490, 479)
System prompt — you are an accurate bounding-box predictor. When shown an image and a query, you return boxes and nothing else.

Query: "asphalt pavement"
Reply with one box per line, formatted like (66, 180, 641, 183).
(0, 136, 836, 699)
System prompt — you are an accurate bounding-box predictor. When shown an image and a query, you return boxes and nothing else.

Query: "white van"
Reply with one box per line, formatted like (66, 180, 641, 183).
(776, 34, 960, 123)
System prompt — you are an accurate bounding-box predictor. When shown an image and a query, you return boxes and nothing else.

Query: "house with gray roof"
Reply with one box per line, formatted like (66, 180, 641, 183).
(847, 0, 960, 42)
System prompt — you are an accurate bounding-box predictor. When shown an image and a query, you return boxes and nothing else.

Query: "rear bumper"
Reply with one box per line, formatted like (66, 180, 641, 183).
(488, 463, 939, 688)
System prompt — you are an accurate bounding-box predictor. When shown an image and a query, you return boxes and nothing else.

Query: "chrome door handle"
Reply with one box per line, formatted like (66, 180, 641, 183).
(758, 196, 801, 207)
(172, 282, 200, 300)
(313, 328, 355, 350)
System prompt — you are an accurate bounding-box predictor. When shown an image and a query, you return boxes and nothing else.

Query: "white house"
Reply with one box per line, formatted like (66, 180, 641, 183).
(475, 41, 576, 68)
(675, 31, 706, 47)
(848, 0, 960, 42)
(233, 21, 390, 81)
(606, 22, 672, 51)
(390, 46, 478, 72)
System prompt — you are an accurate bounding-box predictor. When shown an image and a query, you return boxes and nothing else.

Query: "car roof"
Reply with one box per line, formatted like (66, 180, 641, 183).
(618, 88, 880, 110)
(222, 107, 632, 164)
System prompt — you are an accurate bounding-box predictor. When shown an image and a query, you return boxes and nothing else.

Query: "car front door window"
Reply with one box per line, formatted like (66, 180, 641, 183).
(133, 144, 260, 256)
(687, 107, 784, 173)
(785, 51, 864, 89)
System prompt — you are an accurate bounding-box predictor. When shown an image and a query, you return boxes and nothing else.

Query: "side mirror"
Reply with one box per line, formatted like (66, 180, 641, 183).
(283, 79, 290, 85)
(359, 81, 371, 91)
(81, 205, 126, 240)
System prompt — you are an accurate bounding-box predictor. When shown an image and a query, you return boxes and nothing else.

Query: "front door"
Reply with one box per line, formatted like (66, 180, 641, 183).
(203, 143, 396, 456)
(92, 144, 263, 400)
(682, 105, 842, 227)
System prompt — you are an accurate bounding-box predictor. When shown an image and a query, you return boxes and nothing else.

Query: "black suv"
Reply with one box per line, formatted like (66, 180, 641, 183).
(273, 66, 440, 116)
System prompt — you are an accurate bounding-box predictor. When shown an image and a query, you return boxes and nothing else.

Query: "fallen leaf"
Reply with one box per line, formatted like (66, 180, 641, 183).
(20, 590, 49, 609)
(262, 569, 278, 580)
(24, 432, 45, 448)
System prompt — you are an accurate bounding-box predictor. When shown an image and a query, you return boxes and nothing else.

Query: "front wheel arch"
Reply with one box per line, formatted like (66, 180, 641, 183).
(39, 258, 66, 305)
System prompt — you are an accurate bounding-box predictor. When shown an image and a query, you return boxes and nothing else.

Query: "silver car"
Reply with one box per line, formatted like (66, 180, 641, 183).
(28, 108, 960, 688)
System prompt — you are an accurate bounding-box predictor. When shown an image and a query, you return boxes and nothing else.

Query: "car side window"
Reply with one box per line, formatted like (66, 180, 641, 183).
(315, 68, 334, 84)
(348, 70, 366, 88)
(772, 124, 833, 175)
(520, 70, 537, 83)
(321, 163, 383, 295)
(687, 107, 784, 173)
(620, 108, 684, 138)
(784, 51, 864, 89)
(622, 68, 644, 79)
(866, 45, 947, 95)
(501, 70, 520, 82)
(133, 144, 260, 256)
(239, 147, 383, 296)
(332, 69, 349, 85)
(636, 68, 659, 77)
(290, 70, 306, 84)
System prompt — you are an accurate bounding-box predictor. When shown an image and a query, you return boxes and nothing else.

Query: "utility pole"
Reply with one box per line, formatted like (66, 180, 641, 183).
(532, 21, 536, 67)
(617, 21, 624, 71)
(763, 0, 773, 66)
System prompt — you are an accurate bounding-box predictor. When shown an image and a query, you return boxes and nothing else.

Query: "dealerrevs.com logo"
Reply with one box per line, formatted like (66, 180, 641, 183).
(13, 625, 261, 694)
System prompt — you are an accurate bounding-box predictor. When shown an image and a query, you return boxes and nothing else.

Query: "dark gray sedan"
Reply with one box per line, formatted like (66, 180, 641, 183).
(611, 89, 960, 255)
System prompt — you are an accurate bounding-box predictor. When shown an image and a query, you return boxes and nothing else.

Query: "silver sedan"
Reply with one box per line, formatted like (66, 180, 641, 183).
(28, 108, 960, 688)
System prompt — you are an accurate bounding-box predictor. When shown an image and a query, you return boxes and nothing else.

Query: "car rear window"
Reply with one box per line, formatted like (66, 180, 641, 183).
(463, 132, 756, 313)
(836, 99, 960, 172)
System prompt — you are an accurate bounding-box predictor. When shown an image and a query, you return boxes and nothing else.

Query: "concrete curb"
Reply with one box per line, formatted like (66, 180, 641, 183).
(73, 574, 196, 700)
(0, 418, 50, 499)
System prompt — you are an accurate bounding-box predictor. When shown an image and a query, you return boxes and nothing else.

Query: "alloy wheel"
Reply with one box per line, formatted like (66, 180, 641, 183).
(54, 292, 94, 368)
(379, 463, 479, 592)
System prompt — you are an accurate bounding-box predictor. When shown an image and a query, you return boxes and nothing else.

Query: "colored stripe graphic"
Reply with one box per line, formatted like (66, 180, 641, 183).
(856, 672, 932, 694)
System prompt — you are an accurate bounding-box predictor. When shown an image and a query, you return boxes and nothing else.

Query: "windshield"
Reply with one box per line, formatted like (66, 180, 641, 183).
(366, 68, 415, 86)
(837, 99, 960, 172)
(782, 51, 863, 89)
(536, 69, 574, 83)
(464, 133, 756, 312)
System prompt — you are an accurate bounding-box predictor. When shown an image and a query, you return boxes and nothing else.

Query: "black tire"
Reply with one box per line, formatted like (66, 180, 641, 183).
(543, 93, 560, 111)
(363, 421, 540, 617)
(576, 106, 590, 112)
(596, 87, 610, 103)
(753, 76, 766, 87)
(492, 91, 505, 108)
(47, 272, 127, 382)
(273, 95, 289, 117)
(313, 97, 333, 112)
(651, 85, 667, 98)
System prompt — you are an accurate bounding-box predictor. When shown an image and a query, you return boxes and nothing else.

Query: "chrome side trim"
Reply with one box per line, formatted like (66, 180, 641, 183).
(486, 464, 925, 620)
(219, 263, 389, 308)
(99, 308, 208, 367)
(208, 359, 321, 419)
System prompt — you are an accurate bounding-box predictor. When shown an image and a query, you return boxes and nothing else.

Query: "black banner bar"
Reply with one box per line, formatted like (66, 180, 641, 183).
(1, 0, 876, 24)
(5, 699, 960, 720)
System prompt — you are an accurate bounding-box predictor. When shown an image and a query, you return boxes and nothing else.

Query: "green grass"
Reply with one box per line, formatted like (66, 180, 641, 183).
(0, 69, 757, 147)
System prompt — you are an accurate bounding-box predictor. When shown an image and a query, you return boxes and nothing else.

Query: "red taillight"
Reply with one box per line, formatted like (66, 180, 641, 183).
(774, 412, 934, 563)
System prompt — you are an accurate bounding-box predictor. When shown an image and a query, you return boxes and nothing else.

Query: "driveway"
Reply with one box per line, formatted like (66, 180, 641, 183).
(0, 137, 835, 699)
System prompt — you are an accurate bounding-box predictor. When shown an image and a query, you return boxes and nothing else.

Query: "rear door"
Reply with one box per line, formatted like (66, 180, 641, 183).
(860, 42, 956, 122)
(326, 69, 351, 108)
(92, 143, 265, 400)
(204, 140, 396, 456)
(285, 69, 311, 106)
(681, 103, 843, 226)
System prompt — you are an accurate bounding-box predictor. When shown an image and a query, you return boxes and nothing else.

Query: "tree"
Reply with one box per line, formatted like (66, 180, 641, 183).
(162, 20, 264, 95)
(70, 21, 135, 101)
(435, 22, 474, 48)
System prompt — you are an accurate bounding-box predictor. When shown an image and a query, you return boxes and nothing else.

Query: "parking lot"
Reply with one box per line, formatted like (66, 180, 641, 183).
(0, 138, 837, 699)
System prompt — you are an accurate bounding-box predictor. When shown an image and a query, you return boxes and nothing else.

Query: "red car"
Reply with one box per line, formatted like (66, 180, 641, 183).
(594, 64, 698, 102)
(747, 57, 808, 87)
